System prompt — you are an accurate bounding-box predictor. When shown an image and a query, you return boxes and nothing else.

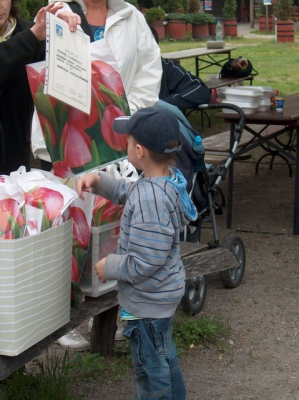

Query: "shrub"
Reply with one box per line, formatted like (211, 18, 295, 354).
(152, 0, 181, 13)
(145, 7, 165, 22)
(186, 12, 215, 25)
(222, 0, 237, 19)
(275, 0, 295, 20)
(165, 12, 187, 21)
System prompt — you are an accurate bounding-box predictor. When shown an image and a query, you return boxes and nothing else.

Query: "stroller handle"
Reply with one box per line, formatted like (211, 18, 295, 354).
(197, 103, 245, 142)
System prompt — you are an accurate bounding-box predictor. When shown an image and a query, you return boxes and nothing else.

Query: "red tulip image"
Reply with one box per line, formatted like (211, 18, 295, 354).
(26, 65, 57, 107)
(101, 105, 128, 151)
(0, 231, 14, 240)
(91, 60, 125, 106)
(93, 195, 123, 226)
(62, 123, 93, 168)
(98, 227, 120, 258)
(26, 65, 42, 98)
(68, 95, 99, 131)
(68, 206, 90, 249)
(71, 255, 80, 283)
(25, 187, 64, 221)
(0, 198, 25, 235)
(52, 161, 74, 178)
(27, 58, 130, 178)
(38, 114, 56, 146)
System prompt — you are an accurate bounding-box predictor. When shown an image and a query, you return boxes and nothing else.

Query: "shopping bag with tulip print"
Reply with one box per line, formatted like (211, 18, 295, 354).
(0, 181, 26, 240)
(26, 39, 130, 178)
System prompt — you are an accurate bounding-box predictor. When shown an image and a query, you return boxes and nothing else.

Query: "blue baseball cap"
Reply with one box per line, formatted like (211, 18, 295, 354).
(113, 106, 182, 154)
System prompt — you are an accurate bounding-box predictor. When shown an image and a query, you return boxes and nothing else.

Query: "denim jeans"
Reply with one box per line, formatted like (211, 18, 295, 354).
(123, 316, 186, 400)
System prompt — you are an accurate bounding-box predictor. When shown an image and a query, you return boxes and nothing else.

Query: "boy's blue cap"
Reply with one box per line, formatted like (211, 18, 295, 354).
(113, 106, 182, 154)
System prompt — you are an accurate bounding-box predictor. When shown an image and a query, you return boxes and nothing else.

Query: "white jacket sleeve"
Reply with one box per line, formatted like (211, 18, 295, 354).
(126, 17, 162, 114)
(105, 5, 162, 114)
(31, 109, 52, 162)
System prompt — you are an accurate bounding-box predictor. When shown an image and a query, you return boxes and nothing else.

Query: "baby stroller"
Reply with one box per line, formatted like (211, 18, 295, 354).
(172, 102, 247, 316)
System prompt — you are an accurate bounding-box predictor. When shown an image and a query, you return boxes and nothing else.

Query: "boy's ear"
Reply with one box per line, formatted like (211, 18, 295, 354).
(136, 144, 144, 159)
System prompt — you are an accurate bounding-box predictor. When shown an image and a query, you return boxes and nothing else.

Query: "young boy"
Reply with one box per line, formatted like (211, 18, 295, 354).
(76, 106, 197, 400)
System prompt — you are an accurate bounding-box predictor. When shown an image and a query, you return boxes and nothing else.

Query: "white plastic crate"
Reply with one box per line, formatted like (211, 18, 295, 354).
(79, 221, 120, 297)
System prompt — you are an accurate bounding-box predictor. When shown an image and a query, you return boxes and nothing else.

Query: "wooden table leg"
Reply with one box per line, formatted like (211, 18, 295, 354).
(293, 126, 299, 235)
(90, 305, 119, 356)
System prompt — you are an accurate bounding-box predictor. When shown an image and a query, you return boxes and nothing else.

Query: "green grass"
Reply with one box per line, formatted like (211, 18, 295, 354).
(159, 37, 299, 96)
(173, 310, 232, 355)
(0, 351, 72, 400)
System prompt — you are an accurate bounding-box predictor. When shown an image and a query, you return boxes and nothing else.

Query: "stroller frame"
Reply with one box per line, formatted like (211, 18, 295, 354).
(179, 103, 247, 315)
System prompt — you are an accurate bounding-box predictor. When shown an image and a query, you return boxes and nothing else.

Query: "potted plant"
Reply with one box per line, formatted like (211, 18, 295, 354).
(145, 7, 166, 41)
(258, 0, 274, 32)
(186, 12, 212, 40)
(222, 0, 238, 37)
(275, 0, 295, 42)
(165, 12, 187, 40)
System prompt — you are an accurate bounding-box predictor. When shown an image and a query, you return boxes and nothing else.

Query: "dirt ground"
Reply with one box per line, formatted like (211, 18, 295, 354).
(29, 146, 299, 399)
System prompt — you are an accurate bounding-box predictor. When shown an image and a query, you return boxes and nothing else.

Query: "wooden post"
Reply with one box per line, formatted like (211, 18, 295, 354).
(250, 0, 255, 28)
(90, 305, 119, 356)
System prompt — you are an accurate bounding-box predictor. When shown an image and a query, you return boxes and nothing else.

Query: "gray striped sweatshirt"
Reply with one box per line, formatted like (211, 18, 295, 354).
(94, 168, 197, 318)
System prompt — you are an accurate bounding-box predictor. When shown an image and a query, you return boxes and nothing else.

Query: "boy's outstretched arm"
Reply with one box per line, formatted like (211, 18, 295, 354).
(76, 173, 100, 199)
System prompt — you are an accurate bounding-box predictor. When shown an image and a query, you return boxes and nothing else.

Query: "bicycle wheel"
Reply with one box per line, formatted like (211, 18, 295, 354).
(219, 234, 246, 288)
(181, 275, 207, 316)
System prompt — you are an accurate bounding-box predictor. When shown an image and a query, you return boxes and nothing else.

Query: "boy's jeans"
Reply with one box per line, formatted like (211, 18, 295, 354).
(123, 316, 186, 400)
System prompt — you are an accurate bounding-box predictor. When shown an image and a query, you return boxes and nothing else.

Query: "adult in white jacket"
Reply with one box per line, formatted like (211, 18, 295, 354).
(31, 0, 162, 169)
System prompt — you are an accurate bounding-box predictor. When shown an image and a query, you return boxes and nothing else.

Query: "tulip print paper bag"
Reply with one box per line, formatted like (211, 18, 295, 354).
(26, 39, 130, 178)
(0, 182, 26, 240)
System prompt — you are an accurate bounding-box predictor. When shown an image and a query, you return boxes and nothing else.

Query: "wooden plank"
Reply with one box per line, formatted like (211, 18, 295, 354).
(205, 153, 251, 165)
(180, 241, 208, 257)
(161, 46, 236, 60)
(205, 75, 253, 90)
(202, 124, 282, 152)
(204, 154, 227, 165)
(183, 247, 240, 279)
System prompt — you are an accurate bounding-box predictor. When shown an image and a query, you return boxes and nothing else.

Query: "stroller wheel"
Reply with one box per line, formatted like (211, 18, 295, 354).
(181, 275, 207, 316)
(219, 234, 246, 288)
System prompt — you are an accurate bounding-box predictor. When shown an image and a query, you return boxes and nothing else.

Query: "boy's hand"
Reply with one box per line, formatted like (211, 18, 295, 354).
(95, 257, 107, 283)
(76, 173, 100, 199)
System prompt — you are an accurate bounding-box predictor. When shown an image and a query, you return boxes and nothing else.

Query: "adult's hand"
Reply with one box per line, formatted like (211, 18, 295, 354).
(31, 2, 81, 41)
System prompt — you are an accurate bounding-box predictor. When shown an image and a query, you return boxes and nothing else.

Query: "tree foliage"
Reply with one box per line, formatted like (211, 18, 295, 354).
(17, 0, 44, 20)
(222, 0, 237, 19)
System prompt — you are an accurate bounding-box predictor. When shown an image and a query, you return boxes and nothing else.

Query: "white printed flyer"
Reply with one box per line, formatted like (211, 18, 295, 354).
(45, 13, 91, 114)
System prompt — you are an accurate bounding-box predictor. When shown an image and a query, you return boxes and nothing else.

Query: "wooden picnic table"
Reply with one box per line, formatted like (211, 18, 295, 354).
(205, 75, 253, 90)
(216, 92, 299, 235)
(0, 241, 239, 380)
(161, 46, 236, 77)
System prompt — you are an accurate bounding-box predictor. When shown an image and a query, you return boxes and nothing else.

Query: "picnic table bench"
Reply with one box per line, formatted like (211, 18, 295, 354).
(202, 124, 282, 164)
(0, 241, 239, 381)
